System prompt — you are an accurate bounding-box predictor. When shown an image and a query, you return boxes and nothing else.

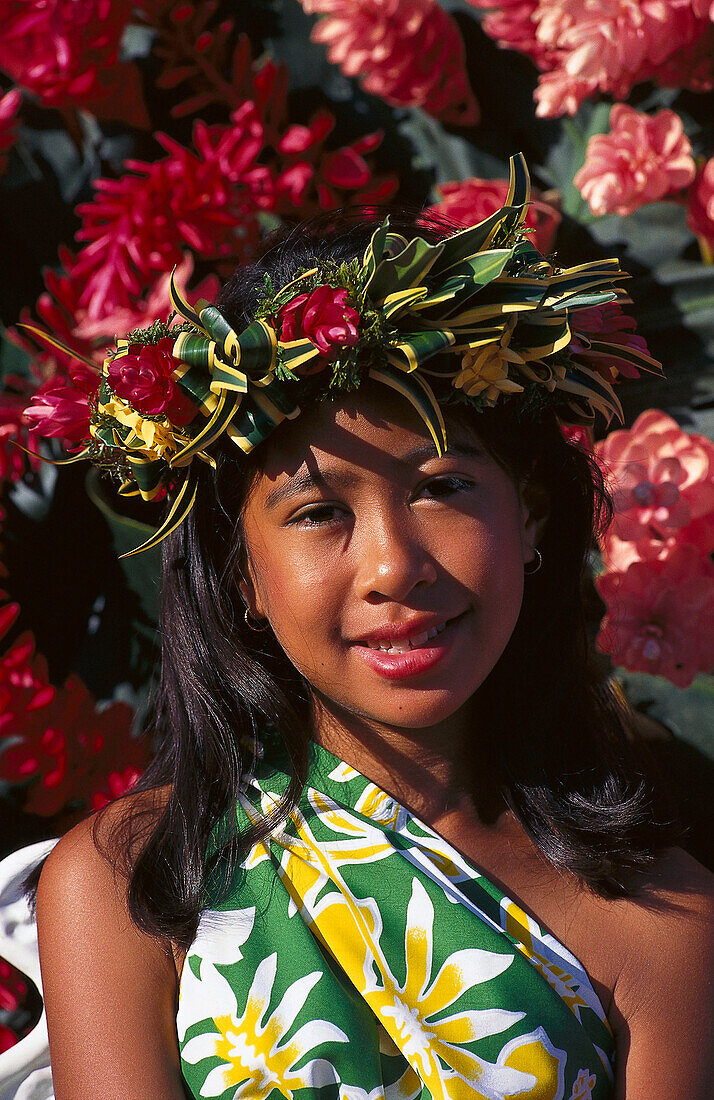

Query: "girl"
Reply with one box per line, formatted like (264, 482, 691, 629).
(6, 156, 714, 1099)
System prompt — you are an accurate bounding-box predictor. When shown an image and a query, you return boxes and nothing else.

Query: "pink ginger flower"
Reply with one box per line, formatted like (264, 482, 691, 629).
(687, 157, 714, 253)
(0, 0, 133, 109)
(596, 547, 714, 688)
(574, 106, 695, 216)
(71, 102, 272, 325)
(298, 0, 479, 126)
(596, 409, 714, 569)
(569, 302, 652, 381)
(0, 88, 21, 175)
(531, 0, 710, 117)
(22, 381, 92, 446)
(426, 176, 561, 255)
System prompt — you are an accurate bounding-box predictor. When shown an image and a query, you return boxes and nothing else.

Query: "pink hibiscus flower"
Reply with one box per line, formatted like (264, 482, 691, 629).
(574, 105, 695, 216)
(596, 548, 714, 687)
(596, 409, 714, 566)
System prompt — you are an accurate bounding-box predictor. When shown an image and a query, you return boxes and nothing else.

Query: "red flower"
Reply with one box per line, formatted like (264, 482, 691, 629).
(277, 286, 360, 361)
(0, 0, 133, 109)
(0, 603, 148, 818)
(426, 176, 561, 255)
(596, 548, 714, 688)
(106, 339, 193, 421)
(71, 103, 271, 324)
(0, 88, 21, 175)
(23, 381, 92, 446)
(91, 766, 143, 811)
(298, 0, 479, 126)
(0, 381, 43, 486)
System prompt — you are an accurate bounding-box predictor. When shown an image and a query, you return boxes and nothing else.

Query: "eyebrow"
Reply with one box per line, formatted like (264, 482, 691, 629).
(263, 438, 489, 510)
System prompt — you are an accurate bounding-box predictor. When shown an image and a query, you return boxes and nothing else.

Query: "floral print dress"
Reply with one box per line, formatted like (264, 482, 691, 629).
(178, 743, 615, 1100)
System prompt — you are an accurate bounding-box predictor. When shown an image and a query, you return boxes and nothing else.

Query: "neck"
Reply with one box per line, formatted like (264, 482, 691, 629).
(311, 694, 488, 824)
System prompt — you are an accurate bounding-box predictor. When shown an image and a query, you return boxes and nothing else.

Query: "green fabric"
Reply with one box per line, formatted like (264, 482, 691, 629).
(178, 743, 614, 1100)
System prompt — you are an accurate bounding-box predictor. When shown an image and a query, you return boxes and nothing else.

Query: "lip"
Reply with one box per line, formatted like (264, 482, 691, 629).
(352, 612, 465, 681)
(354, 614, 454, 647)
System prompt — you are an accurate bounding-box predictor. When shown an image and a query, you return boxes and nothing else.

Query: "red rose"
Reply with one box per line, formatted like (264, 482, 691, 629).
(277, 285, 360, 361)
(106, 338, 195, 423)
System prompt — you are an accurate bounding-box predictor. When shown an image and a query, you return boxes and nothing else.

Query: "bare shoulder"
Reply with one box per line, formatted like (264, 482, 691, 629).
(37, 790, 187, 1100)
(605, 848, 714, 1099)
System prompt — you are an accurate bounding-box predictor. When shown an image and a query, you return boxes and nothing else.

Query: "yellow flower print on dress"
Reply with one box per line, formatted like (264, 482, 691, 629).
(363, 878, 536, 1100)
(181, 953, 349, 1099)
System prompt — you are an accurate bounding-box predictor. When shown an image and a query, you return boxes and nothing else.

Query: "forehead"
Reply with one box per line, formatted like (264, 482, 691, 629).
(251, 383, 490, 486)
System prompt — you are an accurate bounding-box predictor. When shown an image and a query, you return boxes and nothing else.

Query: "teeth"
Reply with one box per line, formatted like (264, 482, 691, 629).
(367, 621, 447, 653)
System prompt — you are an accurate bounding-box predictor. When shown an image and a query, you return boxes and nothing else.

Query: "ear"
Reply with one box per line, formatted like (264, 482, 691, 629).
(237, 559, 268, 620)
(519, 475, 549, 563)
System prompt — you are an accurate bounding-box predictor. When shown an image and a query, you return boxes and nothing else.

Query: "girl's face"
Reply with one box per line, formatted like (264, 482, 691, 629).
(239, 387, 540, 739)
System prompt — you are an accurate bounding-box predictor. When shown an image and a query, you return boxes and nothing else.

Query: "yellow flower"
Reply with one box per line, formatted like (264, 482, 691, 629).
(453, 324, 525, 404)
(363, 878, 535, 1100)
(98, 395, 189, 460)
(181, 954, 348, 1099)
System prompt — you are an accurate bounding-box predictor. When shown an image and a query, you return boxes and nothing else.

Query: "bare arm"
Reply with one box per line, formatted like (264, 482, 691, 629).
(610, 849, 714, 1099)
(36, 815, 188, 1100)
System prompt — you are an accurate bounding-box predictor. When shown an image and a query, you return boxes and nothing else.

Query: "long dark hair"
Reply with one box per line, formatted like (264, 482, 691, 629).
(102, 212, 678, 949)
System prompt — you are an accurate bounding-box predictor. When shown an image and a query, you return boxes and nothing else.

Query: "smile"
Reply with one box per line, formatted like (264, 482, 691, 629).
(353, 615, 464, 681)
(364, 622, 447, 653)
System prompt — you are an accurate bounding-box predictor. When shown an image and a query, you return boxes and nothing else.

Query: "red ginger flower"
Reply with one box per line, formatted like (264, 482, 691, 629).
(0, 601, 147, 818)
(71, 102, 271, 325)
(0, 0, 133, 109)
(596, 547, 714, 688)
(298, 0, 479, 126)
(595, 409, 714, 571)
(574, 106, 695, 217)
(426, 176, 561, 255)
(277, 286, 360, 364)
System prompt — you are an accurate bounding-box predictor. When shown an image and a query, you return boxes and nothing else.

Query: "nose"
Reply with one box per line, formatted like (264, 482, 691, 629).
(353, 511, 437, 603)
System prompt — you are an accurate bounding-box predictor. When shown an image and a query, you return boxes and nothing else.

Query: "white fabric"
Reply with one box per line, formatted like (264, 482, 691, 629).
(0, 840, 57, 1100)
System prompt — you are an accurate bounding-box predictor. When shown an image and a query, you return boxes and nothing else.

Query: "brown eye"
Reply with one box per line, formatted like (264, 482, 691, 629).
(293, 504, 348, 527)
(419, 477, 475, 500)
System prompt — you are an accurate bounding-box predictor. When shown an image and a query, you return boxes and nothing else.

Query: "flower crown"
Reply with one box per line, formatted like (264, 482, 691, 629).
(23, 154, 661, 556)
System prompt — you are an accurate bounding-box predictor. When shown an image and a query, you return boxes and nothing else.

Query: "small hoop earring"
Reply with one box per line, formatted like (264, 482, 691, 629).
(524, 547, 542, 575)
(244, 606, 269, 632)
